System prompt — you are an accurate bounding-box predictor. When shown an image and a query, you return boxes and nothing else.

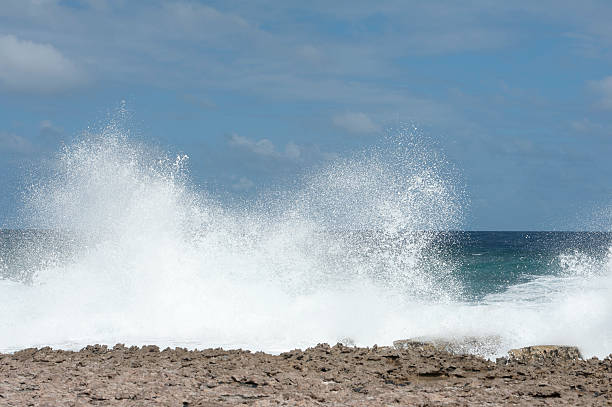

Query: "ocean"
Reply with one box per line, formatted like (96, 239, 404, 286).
(1, 124, 611, 358)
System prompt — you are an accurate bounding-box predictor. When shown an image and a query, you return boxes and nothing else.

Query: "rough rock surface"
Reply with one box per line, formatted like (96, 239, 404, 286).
(1, 343, 611, 406)
(394, 336, 503, 357)
(508, 345, 583, 363)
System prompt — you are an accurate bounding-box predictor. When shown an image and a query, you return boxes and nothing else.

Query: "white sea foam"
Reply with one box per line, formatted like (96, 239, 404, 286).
(479, 247, 612, 357)
(1, 117, 611, 359)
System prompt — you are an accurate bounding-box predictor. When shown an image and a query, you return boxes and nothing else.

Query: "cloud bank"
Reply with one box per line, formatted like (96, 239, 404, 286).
(0, 34, 84, 92)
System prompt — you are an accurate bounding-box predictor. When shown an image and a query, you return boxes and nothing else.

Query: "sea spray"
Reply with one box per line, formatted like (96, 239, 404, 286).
(1, 116, 612, 359)
(0, 119, 465, 352)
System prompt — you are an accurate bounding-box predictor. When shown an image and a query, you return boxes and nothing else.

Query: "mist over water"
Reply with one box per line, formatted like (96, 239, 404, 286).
(1, 116, 611, 358)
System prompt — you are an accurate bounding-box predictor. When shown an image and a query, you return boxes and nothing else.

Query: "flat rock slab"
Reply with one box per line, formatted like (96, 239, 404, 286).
(508, 345, 583, 362)
(1, 343, 610, 406)
(394, 336, 503, 357)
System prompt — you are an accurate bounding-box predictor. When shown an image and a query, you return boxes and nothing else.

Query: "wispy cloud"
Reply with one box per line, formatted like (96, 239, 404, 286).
(227, 133, 278, 157)
(332, 112, 380, 135)
(226, 133, 302, 160)
(39, 120, 65, 149)
(570, 118, 604, 133)
(0, 34, 85, 92)
(40, 120, 62, 137)
(181, 94, 217, 110)
(0, 131, 36, 154)
(589, 76, 612, 110)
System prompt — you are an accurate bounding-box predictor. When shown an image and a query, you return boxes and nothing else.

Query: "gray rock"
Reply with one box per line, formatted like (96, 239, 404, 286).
(507, 345, 582, 362)
(393, 336, 503, 357)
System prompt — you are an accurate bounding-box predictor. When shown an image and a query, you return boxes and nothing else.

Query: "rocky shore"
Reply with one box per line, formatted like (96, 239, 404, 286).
(1, 342, 611, 406)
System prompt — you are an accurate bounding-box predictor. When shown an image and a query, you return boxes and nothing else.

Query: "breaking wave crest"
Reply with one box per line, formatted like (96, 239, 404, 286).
(1, 115, 611, 359)
(0, 119, 464, 353)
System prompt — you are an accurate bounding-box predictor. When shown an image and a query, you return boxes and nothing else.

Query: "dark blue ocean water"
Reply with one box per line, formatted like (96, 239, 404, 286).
(448, 231, 612, 300)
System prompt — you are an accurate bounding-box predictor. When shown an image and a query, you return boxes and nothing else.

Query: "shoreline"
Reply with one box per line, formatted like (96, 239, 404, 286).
(1, 342, 610, 406)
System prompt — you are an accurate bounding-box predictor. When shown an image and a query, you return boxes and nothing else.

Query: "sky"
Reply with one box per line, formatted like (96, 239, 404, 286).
(0, 0, 611, 230)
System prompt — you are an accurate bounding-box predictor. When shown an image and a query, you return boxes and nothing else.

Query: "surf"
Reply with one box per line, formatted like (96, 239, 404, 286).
(1, 113, 611, 359)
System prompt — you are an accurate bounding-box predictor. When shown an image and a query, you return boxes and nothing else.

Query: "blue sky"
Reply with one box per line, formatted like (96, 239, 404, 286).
(0, 0, 611, 230)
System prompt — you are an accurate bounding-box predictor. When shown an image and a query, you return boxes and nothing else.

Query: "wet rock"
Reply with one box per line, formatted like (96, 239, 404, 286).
(508, 345, 582, 362)
(82, 344, 108, 354)
(393, 339, 437, 353)
(394, 336, 502, 357)
(338, 337, 356, 347)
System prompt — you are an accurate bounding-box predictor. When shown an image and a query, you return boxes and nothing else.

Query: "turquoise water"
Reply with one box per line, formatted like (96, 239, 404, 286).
(450, 231, 612, 300)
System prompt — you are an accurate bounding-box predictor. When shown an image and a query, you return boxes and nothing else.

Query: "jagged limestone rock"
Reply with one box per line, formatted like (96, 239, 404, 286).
(508, 345, 582, 362)
(393, 336, 503, 357)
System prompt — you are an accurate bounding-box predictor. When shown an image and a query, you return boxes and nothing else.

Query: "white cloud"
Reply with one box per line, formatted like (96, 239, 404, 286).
(589, 76, 612, 110)
(0, 34, 84, 92)
(284, 142, 301, 160)
(161, 1, 256, 45)
(226, 133, 305, 160)
(332, 112, 380, 134)
(227, 133, 277, 156)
